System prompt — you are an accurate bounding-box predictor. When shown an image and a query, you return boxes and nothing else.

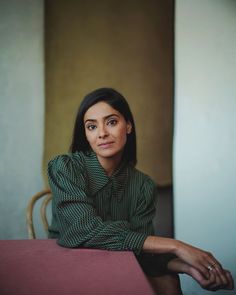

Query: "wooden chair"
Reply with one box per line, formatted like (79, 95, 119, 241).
(26, 189, 52, 239)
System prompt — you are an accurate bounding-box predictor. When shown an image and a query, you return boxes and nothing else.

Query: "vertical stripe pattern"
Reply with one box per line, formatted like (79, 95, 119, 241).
(48, 151, 157, 255)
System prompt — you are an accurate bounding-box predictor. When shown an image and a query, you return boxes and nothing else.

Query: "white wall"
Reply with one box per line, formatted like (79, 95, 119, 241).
(174, 1, 236, 294)
(0, 0, 45, 238)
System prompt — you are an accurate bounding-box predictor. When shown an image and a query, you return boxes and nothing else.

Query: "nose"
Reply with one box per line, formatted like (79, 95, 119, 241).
(98, 125, 108, 139)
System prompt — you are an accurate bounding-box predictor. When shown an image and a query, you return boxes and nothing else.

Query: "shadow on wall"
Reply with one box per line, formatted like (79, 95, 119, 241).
(153, 185, 173, 238)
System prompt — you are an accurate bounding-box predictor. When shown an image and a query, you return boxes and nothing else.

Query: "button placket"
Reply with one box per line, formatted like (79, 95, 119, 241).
(105, 181, 112, 219)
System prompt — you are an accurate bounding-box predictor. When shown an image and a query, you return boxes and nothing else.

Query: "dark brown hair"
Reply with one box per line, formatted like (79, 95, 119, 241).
(70, 87, 137, 166)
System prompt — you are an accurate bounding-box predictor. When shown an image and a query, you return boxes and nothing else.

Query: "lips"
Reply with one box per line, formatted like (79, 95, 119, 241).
(98, 142, 114, 148)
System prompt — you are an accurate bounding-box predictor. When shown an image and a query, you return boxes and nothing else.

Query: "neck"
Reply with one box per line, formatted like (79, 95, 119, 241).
(97, 154, 123, 176)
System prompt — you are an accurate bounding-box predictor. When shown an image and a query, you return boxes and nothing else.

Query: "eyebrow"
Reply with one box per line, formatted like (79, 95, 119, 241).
(84, 114, 120, 124)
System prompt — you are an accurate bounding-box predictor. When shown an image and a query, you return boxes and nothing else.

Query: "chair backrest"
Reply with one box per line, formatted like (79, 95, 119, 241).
(26, 189, 52, 239)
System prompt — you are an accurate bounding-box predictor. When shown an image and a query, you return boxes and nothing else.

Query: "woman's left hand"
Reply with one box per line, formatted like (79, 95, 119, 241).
(189, 266, 234, 291)
(174, 240, 225, 280)
(167, 258, 234, 291)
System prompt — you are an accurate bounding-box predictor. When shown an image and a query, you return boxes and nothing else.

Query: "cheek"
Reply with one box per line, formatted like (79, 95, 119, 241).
(85, 131, 95, 145)
(117, 127, 128, 143)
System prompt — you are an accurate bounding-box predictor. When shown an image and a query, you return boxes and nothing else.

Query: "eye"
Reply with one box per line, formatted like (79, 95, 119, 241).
(86, 124, 97, 131)
(107, 118, 118, 126)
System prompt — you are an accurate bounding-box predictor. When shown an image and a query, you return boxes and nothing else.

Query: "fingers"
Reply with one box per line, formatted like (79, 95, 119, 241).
(195, 252, 225, 282)
(207, 260, 234, 290)
(176, 242, 234, 290)
(206, 268, 225, 291)
(194, 255, 220, 280)
(224, 270, 234, 290)
(191, 267, 221, 291)
(195, 263, 210, 280)
(204, 251, 222, 271)
(204, 268, 234, 291)
(186, 263, 234, 291)
(191, 250, 219, 279)
(191, 258, 234, 291)
(214, 267, 228, 287)
(205, 253, 234, 290)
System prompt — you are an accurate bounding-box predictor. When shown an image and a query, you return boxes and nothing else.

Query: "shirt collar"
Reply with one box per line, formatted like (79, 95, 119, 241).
(83, 151, 128, 201)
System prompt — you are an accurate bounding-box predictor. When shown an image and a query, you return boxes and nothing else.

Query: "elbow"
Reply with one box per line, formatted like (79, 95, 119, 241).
(56, 230, 86, 248)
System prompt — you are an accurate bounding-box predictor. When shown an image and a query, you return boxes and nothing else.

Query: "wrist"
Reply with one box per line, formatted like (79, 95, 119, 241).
(171, 239, 183, 255)
(143, 236, 180, 254)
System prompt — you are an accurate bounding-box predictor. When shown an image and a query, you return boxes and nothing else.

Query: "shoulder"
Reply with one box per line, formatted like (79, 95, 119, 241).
(126, 166, 157, 206)
(47, 152, 91, 198)
(47, 151, 87, 177)
(48, 151, 85, 166)
(127, 165, 156, 189)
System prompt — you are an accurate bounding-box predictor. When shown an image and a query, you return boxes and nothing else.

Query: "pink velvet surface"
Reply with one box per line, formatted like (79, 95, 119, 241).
(0, 239, 155, 295)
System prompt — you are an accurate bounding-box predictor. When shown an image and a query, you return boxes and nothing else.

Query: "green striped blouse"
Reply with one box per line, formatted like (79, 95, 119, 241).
(48, 151, 157, 255)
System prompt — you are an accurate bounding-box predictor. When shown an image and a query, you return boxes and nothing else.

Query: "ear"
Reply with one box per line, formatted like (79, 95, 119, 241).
(126, 121, 132, 134)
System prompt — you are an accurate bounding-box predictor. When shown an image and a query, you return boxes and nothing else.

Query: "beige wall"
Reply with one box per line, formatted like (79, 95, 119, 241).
(44, 0, 173, 185)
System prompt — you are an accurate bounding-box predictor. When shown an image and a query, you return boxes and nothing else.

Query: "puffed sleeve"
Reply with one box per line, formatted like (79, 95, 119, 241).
(47, 154, 148, 254)
(129, 177, 157, 235)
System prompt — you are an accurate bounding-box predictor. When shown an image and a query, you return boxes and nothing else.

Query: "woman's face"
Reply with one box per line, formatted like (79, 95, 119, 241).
(84, 101, 132, 164)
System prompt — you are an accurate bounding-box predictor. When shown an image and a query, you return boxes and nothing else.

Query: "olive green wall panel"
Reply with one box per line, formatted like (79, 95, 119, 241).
(44, 0, 173, 185)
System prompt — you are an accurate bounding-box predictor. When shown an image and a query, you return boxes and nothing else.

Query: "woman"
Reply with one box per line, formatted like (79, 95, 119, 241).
(48, 88, 234, 294)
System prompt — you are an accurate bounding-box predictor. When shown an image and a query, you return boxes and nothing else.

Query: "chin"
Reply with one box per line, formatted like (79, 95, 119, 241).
(97, 149, 122, 159)
(98, 152, 117, 158)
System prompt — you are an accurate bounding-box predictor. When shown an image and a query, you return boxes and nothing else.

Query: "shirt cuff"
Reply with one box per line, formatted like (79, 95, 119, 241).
(122, 231, 148, 255)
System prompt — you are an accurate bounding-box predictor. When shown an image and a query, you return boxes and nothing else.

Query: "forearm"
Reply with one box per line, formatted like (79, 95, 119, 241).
(142, 235, 182, 255)
(142, 235, 215, 276)
(142, 236, 200, 276)
(167, 257, 191, 274)
(57, 208, 147, 254)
